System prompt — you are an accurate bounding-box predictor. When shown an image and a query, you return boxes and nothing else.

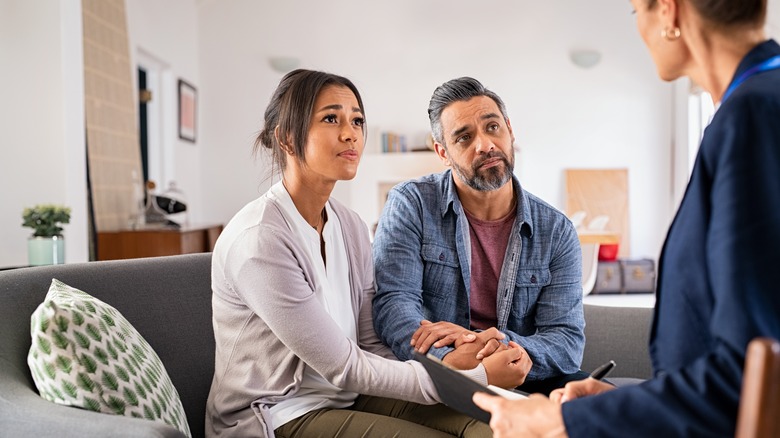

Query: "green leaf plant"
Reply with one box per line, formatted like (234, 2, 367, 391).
(22, 204, 71, 237)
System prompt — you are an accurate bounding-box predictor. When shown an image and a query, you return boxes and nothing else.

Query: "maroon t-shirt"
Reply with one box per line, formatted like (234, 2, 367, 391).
(463, 207, 516, 330)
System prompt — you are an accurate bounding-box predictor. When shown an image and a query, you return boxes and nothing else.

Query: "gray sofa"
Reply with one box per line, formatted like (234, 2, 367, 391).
(0, 253, 214, 438)
(0, 253, 653, 437)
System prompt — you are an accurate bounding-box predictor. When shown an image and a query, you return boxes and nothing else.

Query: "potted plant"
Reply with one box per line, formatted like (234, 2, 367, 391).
(22, 204, 71, 266)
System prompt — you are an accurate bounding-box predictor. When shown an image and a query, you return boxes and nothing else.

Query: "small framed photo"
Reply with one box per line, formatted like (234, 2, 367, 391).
(178, 79, 197, 143)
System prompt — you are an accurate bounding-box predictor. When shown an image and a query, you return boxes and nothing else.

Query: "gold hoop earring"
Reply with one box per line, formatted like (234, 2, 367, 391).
(661, 26, 681, 41)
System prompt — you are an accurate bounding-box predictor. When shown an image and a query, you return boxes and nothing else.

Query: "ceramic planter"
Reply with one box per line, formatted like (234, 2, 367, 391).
(27, 236, 65, 266)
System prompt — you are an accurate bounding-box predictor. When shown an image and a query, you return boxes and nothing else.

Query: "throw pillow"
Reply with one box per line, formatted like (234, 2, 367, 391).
(27, 279, 192, 437)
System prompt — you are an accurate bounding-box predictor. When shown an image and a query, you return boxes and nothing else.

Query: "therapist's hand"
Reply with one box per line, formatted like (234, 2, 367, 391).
(549, 378, 616, 404)
(473, 392, 568, 438)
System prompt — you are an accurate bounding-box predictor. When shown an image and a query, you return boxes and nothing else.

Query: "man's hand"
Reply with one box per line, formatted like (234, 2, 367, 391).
(482, 341, 532, 388)
(470, 327, 506, 359)
(472, 393, 568, 438)
(443, 339, 508, 370)
(549, 378, 616, 404)
(411, 320, 507, 357)
(411, 320, 474, 354)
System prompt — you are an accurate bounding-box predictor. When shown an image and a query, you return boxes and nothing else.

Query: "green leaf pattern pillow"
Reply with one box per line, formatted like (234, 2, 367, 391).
(28, 279, 192, 437)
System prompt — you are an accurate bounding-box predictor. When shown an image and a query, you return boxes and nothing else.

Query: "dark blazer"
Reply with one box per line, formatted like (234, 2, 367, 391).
(562, 39, 780, 437)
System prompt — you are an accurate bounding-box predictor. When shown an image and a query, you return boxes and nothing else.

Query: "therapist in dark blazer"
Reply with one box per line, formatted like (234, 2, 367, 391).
(473, 0, 780, 436)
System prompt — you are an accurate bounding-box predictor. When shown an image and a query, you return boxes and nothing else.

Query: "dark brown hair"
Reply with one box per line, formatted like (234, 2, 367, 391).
(254, 69, 365, 172)
(645, 0, 766, 27)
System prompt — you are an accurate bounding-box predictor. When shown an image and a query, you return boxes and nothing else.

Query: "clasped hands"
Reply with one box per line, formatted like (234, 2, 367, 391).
(410, 320, 531, 388)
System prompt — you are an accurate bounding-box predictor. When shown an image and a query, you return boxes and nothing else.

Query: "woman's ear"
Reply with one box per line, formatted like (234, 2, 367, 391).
(274, 125, 294, 155)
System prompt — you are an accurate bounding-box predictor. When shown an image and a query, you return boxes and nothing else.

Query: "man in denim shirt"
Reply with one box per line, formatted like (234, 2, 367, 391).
(373, 77, 586, 394)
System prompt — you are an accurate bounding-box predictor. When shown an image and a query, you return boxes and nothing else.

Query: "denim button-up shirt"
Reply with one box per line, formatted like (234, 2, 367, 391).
(372, 170, 584, 381)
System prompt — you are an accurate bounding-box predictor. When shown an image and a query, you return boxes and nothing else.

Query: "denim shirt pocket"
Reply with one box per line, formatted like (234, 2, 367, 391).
(511, 268, 551, 319)
(421, 243, 459, 299)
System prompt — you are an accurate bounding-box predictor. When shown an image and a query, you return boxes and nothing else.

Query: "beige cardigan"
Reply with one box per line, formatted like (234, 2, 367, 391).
(206, 190, 473, 437)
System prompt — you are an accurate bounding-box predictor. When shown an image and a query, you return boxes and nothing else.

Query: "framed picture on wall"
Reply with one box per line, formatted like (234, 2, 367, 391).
(178, 79, 197, 143)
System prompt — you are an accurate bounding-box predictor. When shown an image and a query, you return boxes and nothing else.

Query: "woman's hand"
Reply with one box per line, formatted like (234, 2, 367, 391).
(473, 392, 568, 438)
(549, 378, 616, 404)
(481, 341, 532, 388)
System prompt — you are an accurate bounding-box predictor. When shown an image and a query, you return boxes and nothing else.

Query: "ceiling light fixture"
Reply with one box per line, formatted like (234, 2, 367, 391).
(570, 50, 602, 69)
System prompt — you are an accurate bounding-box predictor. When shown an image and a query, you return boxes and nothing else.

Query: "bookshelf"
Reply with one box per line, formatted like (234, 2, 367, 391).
(339, 151, 446, 234)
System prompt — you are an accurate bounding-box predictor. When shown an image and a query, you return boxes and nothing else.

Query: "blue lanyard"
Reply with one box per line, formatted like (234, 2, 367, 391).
(722, 55, 780, 103)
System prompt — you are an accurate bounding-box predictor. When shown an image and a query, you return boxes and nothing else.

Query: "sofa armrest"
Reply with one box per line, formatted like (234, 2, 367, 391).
(0, 361, 186, 438)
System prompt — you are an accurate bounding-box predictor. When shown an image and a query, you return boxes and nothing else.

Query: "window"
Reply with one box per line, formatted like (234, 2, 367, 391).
(686, 85, 715, 176)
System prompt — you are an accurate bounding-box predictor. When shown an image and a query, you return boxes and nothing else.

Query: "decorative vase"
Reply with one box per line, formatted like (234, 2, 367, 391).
(27, 236, 65, 266)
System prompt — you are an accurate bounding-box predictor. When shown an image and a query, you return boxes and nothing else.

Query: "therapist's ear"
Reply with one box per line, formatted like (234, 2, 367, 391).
(657, 0, 680, 28)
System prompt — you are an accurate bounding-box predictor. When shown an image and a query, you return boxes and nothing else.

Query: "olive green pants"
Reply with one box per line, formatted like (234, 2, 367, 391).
(274, 395, 492, 438)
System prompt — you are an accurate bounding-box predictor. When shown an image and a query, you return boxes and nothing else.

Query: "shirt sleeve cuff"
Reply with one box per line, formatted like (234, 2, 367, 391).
(428, 345, 455, 360)
(459, 363, 488, 386)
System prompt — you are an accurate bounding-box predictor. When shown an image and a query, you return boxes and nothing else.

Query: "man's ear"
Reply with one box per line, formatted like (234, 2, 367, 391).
(506, 118, 516, 145)
(434, 142, 451, 166)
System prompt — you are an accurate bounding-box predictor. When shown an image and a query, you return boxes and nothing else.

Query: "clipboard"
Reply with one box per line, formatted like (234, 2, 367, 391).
(414, 351, 528, 423)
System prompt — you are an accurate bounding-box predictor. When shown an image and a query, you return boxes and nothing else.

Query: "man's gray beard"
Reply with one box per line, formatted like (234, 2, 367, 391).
(452, 156, 513, 192)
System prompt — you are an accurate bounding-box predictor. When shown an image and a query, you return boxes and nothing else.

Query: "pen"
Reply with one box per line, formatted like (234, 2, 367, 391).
(589, 360, 616, 380)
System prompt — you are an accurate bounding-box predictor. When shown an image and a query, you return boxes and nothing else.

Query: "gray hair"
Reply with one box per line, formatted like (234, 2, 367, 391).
(427, 77, 509, 146)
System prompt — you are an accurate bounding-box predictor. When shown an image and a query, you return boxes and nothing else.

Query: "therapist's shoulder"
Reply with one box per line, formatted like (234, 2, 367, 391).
(703, 72, 780, 161)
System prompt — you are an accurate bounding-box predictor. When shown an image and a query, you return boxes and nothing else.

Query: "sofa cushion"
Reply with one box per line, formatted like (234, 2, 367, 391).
(27, 279, 192, 438)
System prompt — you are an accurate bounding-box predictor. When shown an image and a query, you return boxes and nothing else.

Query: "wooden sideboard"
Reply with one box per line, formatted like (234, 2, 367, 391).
(97, 223, 223, 261)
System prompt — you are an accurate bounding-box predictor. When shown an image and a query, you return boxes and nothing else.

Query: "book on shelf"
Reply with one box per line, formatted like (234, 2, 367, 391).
(381, 131, 408, 153)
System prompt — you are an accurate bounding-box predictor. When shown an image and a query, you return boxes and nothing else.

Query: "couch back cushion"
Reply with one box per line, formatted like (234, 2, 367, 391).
(0, 253, 213, 438)
(582, 304, 654, 379)
(29, 279, 192, 437)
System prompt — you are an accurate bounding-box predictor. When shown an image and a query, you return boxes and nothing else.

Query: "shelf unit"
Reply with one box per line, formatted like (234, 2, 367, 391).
(340, 151, 445, 231)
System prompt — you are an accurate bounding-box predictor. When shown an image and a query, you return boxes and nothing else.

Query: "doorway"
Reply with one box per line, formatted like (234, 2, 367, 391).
(137, 67, 150, 182)
(135, 49, 171, 188)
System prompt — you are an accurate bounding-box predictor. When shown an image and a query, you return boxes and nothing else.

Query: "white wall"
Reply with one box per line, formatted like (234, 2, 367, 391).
(197, 0, 672, 259)
(771, 1, 780, 37)
(0, 0, 87, 267)
(2, 1, 776, 267)
(125, 0, 202, 222)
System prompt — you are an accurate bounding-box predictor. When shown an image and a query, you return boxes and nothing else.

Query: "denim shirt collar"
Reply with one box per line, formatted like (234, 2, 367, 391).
(439, 169, 534, 238)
